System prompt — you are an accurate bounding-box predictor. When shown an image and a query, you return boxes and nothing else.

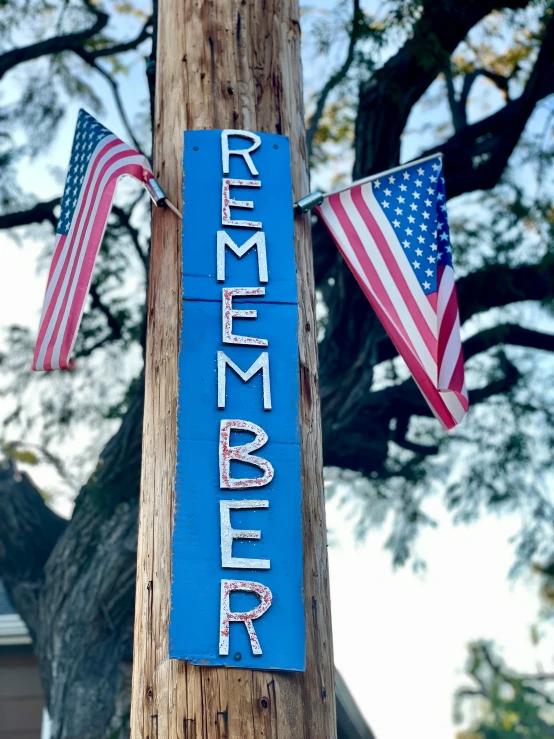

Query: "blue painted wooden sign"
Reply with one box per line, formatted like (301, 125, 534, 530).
(170, 129, 305, 671)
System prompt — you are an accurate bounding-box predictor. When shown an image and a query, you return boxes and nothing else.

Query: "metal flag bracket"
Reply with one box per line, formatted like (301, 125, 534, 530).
(293, 190, 324, 215)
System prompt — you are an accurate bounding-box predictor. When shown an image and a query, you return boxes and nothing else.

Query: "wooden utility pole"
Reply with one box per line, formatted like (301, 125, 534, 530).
(130, 1, 336, 736)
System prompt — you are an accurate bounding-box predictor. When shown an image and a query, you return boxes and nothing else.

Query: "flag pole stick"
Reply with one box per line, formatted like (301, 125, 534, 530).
(294, 151, 443, 214)
(325, 151, 443, 198)
(163, 198, 183, 219)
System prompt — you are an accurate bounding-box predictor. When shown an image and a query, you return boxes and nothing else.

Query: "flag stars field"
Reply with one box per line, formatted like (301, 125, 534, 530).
(368, 158, 455, 297)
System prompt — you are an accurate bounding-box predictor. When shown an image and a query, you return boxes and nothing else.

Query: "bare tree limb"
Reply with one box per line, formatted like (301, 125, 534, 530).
(81, 17, 152, 62)
(353, 0, 531, 178)
(445, 66, 511, 133)
(111, 202, 149, 271)
(306, 0, 362, 158)
(0, 7, 151, 89)
(322, 357, 521, 476)
(464, 324, 554, 360)
(457, 258, 554, 324)
(89, 284, 123, 341)
(336, 321, 554, 377)
(318, 252, 554, 372)
(393, 415, 439, 456)
(0, 198, 60, 230)
(470, 357, 522, 405)
(0, 11, 108, 80)
(520, 673, 554, 682)
(73, 18, 153, 153)
(77, 56, 144, 152)
(423, 9, 554, 198)
(462, 68, 510, 105)
(445, 67, 466, 132)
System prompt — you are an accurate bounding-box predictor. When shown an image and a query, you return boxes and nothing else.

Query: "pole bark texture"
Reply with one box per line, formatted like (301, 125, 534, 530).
(131, 1, 336, 736)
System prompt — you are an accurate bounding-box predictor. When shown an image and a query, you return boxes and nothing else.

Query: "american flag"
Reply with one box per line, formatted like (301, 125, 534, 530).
(32, 109, 154, 371)
(317, 156, 468, 429)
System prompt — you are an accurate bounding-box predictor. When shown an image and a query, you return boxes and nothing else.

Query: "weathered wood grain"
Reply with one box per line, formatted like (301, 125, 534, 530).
(130, 1, 336, 736)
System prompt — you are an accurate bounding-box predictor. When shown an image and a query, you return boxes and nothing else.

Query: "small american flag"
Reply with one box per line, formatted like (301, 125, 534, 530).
(317, 156, 468, 429)
(33, 109, 154, 371)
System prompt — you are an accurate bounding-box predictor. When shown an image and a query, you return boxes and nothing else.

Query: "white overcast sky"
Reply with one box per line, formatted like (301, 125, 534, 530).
(1, 1, 553, 737)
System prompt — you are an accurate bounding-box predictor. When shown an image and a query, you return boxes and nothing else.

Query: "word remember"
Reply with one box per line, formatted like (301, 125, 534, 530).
(217, 130, 275, 657)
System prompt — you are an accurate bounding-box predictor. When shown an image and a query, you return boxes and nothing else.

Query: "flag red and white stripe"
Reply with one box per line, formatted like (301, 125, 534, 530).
(316, 157, 468, 429)
(33, 110, 154, 371)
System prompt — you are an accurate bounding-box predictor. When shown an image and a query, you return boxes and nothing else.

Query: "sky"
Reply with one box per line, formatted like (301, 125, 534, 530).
(1, 1, 553, 738)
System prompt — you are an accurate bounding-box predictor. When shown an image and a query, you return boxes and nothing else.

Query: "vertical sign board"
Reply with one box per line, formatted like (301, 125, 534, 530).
(170, 130, 305, 671)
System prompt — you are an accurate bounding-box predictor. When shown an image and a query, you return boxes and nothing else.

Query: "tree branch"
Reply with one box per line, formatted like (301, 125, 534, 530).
(353, 0, 530, 178)
(0, 7, 151, 90)
(306, 0, 361, 158)
(321, 354, 521, 477)
(0, 11, 108, 80)
(445, 66, 511, 133)
(463, 68, 510, 105)
(111, 202, 149, 271)
(471, 356, 522, 405)
(81, 17, 152, 61)
(424, 10, 554, 198)
(445, 67, 466, 132)
(393, 415, 439, 456)
(80, 57, 144, 152)
(0, 198, 60, 230)
(0, 461, 67, 635)
(88, 283, 123, 341)
(457, 258, 554, 324)
(464, 324, 554, 360)
(73, 18, 154, 153)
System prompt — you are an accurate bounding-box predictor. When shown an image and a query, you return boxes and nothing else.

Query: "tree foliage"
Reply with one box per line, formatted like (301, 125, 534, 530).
(455, 641, 554, 738)
(455, 565, 554, 738)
